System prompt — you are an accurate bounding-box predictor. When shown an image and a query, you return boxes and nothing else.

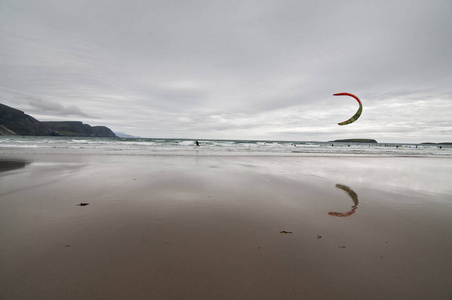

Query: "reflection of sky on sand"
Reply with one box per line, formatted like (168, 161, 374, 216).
(0, 154, 451, 299)
(260, 156, 452, 198)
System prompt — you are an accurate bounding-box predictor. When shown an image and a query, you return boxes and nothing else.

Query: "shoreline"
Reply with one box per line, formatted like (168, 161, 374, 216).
(1, 153, 451, 299)
(1, 136, 451, 159)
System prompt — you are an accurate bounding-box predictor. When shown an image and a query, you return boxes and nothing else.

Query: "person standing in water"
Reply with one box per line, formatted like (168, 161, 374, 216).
(195, 140, 200, 146)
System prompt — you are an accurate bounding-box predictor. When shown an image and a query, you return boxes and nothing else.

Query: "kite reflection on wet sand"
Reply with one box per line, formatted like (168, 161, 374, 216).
(328, 184, 359, 217)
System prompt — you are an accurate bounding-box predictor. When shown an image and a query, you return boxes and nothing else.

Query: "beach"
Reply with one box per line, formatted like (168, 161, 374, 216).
(1, 152, 451, 299)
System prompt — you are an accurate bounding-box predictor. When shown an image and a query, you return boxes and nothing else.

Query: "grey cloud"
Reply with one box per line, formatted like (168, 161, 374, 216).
(26, 98, 94, 118)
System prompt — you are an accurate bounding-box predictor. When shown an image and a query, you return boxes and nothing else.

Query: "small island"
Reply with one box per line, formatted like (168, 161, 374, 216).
(330, 138, 378, 143)
(420, 142, 452, 145)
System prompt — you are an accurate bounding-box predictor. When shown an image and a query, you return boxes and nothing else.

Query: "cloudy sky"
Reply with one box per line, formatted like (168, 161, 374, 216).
(1, 0, 451, 142)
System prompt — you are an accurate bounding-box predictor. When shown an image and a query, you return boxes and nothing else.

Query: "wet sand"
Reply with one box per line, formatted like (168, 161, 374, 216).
(0, 154, 451, 299)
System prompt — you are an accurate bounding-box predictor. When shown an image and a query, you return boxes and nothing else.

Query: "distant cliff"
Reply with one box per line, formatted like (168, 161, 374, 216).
(0, 103, 57, 136)
(42, 121, 116, 137)
(0, 103, 116, 137)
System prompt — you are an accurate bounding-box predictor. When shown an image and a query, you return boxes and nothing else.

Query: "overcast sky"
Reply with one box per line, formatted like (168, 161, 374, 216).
(1, 0, 451, 142)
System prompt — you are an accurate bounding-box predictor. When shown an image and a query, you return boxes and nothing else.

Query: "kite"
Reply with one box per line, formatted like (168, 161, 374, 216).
(333, 92, 363, 125)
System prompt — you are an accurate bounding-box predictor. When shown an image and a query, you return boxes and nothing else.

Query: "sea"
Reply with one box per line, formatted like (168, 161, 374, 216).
(1, 136, 450, 157)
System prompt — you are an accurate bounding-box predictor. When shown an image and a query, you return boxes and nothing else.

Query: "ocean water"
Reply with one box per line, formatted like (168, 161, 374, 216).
(0, 136, 450, 157)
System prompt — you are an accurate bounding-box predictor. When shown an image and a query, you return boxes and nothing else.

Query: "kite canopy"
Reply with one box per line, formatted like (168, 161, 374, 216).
(333, 92, 363, 125)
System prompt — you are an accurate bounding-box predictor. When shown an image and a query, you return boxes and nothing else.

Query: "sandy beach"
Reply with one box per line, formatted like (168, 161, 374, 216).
(1, 153, 451, 299)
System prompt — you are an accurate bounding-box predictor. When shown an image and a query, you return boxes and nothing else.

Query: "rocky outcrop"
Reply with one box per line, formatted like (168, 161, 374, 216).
(0, 103, 116, 137)
(331, 138, 378, 143)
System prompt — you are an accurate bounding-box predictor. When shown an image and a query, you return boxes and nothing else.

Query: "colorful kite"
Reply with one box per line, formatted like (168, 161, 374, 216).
(333, 92, 363, 125)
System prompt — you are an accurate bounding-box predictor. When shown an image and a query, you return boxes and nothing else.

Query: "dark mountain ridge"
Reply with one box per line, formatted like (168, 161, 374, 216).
(0, 103, 116, 137)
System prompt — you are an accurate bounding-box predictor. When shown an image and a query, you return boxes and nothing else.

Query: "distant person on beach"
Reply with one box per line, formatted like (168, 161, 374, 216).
(195, 140, 200, 146)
